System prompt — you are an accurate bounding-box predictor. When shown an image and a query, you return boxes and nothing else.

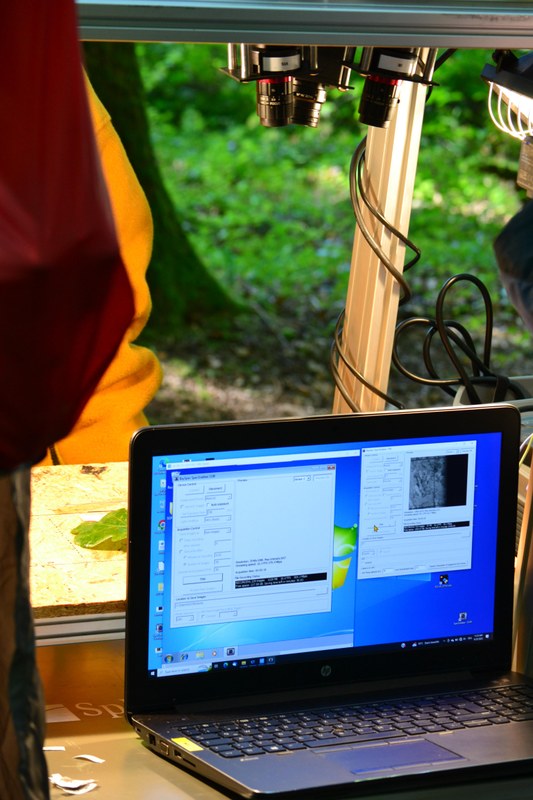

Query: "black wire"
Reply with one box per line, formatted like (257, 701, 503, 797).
(392, 273, 528, 404)
(435, 273, 492, 402)
(331, 310, 405, 411)
(422, 319, 483, 396)
(331, 47, 522, 410)
(349, 138, 421, 305)
(434, 49, 457, 72)
(425, 50, 457, 102)
(392, 316, 481, 399)
(331, 135, 421, 409)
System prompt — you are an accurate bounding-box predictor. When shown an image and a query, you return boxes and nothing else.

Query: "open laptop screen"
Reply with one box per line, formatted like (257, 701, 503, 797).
(135, 412, 514, 684)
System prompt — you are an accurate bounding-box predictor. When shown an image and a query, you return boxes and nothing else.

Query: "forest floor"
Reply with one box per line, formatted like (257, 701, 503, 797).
(142, 297, 527, 426)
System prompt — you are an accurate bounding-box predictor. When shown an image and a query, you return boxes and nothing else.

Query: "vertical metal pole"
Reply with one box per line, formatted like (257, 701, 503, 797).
(514, 460, 533, 675)
(227, 43, 237, 72)
(332, 70, 429, 414)
(239, 43, 251, 79)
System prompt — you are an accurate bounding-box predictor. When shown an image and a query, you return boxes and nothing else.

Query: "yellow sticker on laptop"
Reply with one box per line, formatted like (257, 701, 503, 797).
(171, 737, 203, 752)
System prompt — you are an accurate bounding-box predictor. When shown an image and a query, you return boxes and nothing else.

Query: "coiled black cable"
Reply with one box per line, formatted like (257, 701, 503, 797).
(330, 47, 526, 410)
(393, 272, 528, 405)
(331, 308, 405, 412)
(330, 136, 420, 411)
(349, 137, 421, 305)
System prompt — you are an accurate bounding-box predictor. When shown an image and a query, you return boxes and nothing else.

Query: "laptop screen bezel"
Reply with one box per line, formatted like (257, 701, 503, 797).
(125, 405, 520, 715)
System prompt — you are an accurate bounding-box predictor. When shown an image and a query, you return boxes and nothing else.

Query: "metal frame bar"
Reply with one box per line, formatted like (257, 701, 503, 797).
(35, 613, 125, 646)
(77, 1, 533, 46)
(514, 459, 533, 675)
(333, 74, 429, 413)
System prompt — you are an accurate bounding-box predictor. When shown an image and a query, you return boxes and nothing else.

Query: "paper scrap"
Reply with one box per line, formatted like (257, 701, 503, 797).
(49, 773, 98, 794)
(73, 754, 105, 764)
(62, 785, 97, 796)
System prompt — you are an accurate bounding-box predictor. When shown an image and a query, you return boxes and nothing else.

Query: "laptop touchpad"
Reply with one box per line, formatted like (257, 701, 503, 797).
(323, 740, 465, 774)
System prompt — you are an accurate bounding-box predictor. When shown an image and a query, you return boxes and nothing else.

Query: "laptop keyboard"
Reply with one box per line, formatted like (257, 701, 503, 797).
(177, 684, 533, 758)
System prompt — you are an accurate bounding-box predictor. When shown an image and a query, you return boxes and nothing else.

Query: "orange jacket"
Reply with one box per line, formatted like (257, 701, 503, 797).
(38, 79, 162, 465)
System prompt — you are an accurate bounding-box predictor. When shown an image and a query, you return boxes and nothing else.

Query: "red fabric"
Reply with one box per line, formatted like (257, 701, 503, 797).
(0, 1, 134, 470)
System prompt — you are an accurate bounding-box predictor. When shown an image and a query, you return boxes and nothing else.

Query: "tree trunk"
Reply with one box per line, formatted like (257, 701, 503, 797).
(83, 41, 238, 337)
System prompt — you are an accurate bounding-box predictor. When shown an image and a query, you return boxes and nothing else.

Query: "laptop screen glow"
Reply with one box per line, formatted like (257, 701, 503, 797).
(146, 431, 500, 678)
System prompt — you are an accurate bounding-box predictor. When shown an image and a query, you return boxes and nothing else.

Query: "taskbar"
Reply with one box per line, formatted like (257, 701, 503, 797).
(152, 631, 493, 678)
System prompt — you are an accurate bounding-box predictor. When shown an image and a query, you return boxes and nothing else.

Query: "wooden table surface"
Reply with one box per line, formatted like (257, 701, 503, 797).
(29, 463, 128, 618)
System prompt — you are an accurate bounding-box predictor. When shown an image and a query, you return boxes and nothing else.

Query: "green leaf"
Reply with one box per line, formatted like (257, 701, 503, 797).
(72, 508, 128, 550)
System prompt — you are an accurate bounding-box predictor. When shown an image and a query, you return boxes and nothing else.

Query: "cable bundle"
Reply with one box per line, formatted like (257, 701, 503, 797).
(331, 140, 527, 410)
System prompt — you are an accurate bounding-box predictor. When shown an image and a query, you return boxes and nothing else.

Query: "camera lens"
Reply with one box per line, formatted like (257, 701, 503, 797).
(256, 77, 294, 127)
(358, 74, 401, 128)
(256, 47, 301, 74)
(291, 78, 327, 128)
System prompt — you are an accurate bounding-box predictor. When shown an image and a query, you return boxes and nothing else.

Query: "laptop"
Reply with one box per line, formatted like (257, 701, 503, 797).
(125, 403, 533, 797)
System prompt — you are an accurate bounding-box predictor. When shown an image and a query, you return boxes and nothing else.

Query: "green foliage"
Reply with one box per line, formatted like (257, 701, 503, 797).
(138, 43, 251, 130)
(71, 508, 127, 550)
(406, 49, 527, 370)
(84, 42, 238, 336)
(425, 50, 491, 124)
(137, 44, 532, 378)
(141, 96, 357, 311)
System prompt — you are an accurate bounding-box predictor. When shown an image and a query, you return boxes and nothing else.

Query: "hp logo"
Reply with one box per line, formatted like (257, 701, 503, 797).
(320, 665, 332, 678)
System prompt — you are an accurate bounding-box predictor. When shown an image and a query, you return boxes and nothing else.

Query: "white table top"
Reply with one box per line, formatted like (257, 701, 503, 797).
(39, 639, 533, 800)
